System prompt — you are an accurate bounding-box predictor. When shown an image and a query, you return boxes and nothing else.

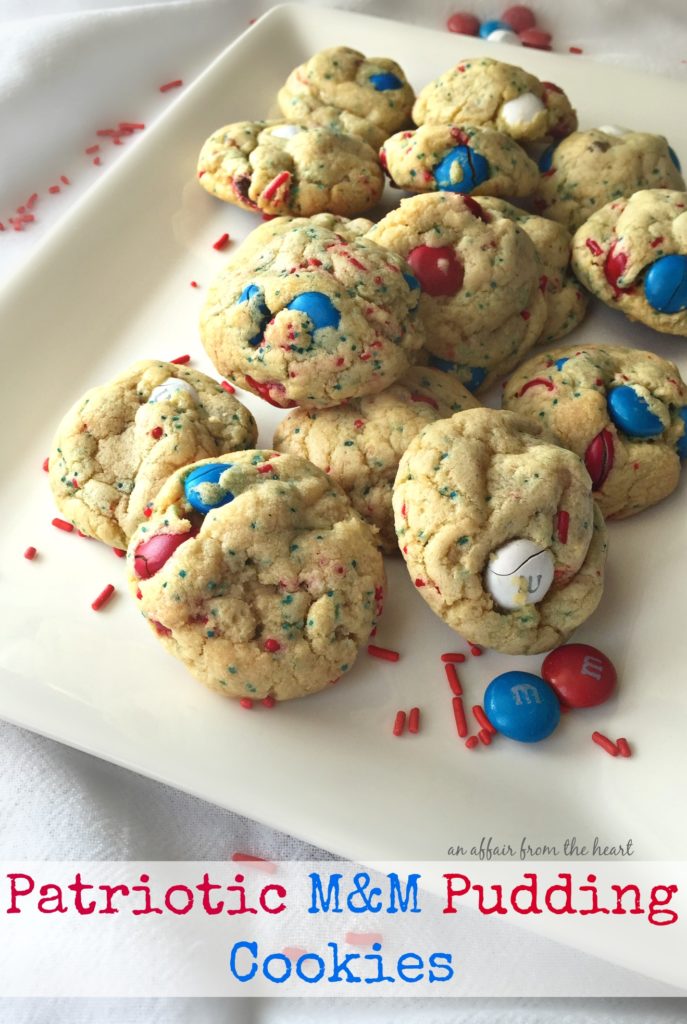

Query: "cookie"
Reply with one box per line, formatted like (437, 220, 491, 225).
(533, 128, 685, 232)
(197, 120, 384, 217)
(366, 192, 546, 393)
(478, 197, 588, 344)
(393, 408, 608, 655)
(199, 222, 425, 409)
(302, 105, 386, 149)
(49, 360, 258, 549)
(221, 212, 374, 270)
(278, 46, 414, 137)
(571, 189, 687, 336)
(380, 124, 538, 199)
(273, 366, 480, 553)
(412, 59, 577, 144)
(127, 450, 385, 701)
(503, 344, 687, 518)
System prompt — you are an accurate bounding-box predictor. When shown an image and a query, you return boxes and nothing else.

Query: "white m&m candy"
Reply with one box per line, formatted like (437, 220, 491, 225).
(597, 125, 629, 136)
(484, 538, 554, 611)
(487, 29, 522, 45)
(500, 92, 545, 128)
(270, 124, 302, 139)
(148, 378, 198, 404)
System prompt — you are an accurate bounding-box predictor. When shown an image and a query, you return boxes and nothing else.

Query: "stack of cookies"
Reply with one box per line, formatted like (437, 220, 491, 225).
(47, 46, 687, 704)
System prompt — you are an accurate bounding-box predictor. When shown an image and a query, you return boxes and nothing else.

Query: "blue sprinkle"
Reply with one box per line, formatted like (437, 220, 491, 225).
(644, 254, 687, 314)
(184, 462, 235, 514)
(369, 72, 403, 91)
(286, 291, 340, 331)
(434, 145, 490, 193)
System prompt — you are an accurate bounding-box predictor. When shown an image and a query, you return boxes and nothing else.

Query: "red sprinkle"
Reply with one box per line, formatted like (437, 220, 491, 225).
(446, 11, 480, 34)
(159, 79, 183, 92)
(441, 652, 466, 663)
(256, 463, 274, 474)
(23, 547, 37, 561)
(408, 707, 420, 734)
(452, 696, 468, 738)
(85, 144, 100, 155)
(478, 729, 493, 746)
(170, 354, 190, 364)
(345, 932, 383, 947)
(368, 644, 400, 662)
(93, 157, 102, 166)
(151, 426, 163, 439)
(231, 853, 276, 873)
(518, 377, 554, 397)
(60, 175, 71, 186)
(473, 705, 496, 735)
(190, 280, 199, 288)
(113, 547, 126, 558)
(469, 643, 483, 657)
(213, 232, 230, 251)
(221, 380, 236, 394)
(143, 508, 153, 518)
(569, 46, 583, 54)
(52, 518, 74, 533)
(445, 663, 462, 696)
(262, 170, 292, 201)
(556, 509, 570, 544)
(616, 737, 632, 758)
(263, 638, 281, 653)
(120, 122, 145, 131)
(465, 735, 479, 750)
(48, 185, 60, 194)
(393, 710, 406, 736)
(592, 731, 619, 757)
(42, 457, 49, 472)
(92, 584, 115, 611)
(239, 698, 254, 710)
(27, 193, 38, 208)
(261, 696, 276, 709)
(585, 238, 603, 257)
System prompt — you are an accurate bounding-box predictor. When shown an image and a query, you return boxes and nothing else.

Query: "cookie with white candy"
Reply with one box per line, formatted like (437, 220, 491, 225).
(380, 123, 538, 199)
(48, 360, 257, 549)
(197, 119, 384, 218)
(533, 127, 684, 231)
(412, 57, 576, 144)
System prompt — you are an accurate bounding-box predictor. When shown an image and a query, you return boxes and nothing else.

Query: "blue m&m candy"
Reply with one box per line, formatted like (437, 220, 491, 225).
(607, 385, 664, 438)
(677, 407, 687, 459)
(286, 292, 341, 331)
(668, 145, 681, 171)
(484, 671, 561, 743)
(184, 462, 234, 514)
(479, 18, 510, 37)
(428, 354, 457, 373)
(434, 146, 490, 193)
(538, 144, 557, 172)
(403, 272, 420, 290)
(369, 72, 403, 91)
(465, 366, 487, 392)
(554, 356, 569, 370)
(644, 254, 687, 314)
(238, 283, 271, 347)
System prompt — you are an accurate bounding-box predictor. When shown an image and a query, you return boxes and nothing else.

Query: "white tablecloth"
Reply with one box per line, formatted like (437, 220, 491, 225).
(1, 0, 686, 1018)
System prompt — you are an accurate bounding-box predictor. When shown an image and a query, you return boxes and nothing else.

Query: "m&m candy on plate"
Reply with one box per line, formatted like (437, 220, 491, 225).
(484, 671, 560, 742)
(541, 643, 617, 708)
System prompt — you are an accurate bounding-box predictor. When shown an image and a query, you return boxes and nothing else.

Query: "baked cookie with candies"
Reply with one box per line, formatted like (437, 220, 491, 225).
(197, 120, 384, 218)
(49, 361, 257, 550)
(412, 58, 576, 144)
(128, 451, 385, 702)
(366, 192, 546, 392)
(277, 46, 415, 137)
(479, 197, 587, 345)
(571, 189, 687, 336)
(393, 408, 608, 655)
(503, 344, 687, 518)
(273, 366, 480, 553)
(533, 127, 684, 232)
(380, 124, 538, 199)
(199, 222, 424, 409)
(220, 212, 374, 269)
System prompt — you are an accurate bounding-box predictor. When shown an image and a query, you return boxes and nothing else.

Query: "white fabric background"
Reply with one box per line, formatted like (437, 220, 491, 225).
(1, 0, 687, 1019)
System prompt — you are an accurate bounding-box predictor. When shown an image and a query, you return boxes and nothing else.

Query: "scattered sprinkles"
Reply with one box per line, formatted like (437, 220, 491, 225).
(52, 517, 74, 533)
(91, 583, 115, 611)
(445, 663, 462, 696)
(408, 707, 421, 734)
(592, 731, 619, 757)
(159, 79, 183, 93)
(239, 697, 254, 710)
(368, 644, 400, 662)
(616, 737, 632, 758)
(452, 696, 468, 738)
(465, 735, 479, 750)
(213, 232, 231, 251)
(441, 652, 465, 663)
(23, 546, 37, 561)
(393, 710, 406, 736)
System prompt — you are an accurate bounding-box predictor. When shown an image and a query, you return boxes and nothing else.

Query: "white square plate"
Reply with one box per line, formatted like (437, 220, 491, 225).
(2, 4, 687, 878)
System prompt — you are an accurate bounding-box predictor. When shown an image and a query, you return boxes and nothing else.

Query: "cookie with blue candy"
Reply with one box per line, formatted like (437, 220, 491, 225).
(366, 191, 546, 394)
(197, 119, 384, 218)
(127, 450, 385, 702)
(199, 222, 424, 409)
(277, 46, 414, 137)
(503, 343, 687, 518)
(571, 188, 687, 336)
(533, 128, 684, 232)
(379, 124, 538, 199)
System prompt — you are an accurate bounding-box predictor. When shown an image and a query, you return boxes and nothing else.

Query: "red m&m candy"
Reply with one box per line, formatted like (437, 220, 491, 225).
(501, 5, 536, 32)
(447, 11, 481, 35)
(134, 531, 195, 579)
(407, 245, 464, 297)
(541, 643, 617, 708)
